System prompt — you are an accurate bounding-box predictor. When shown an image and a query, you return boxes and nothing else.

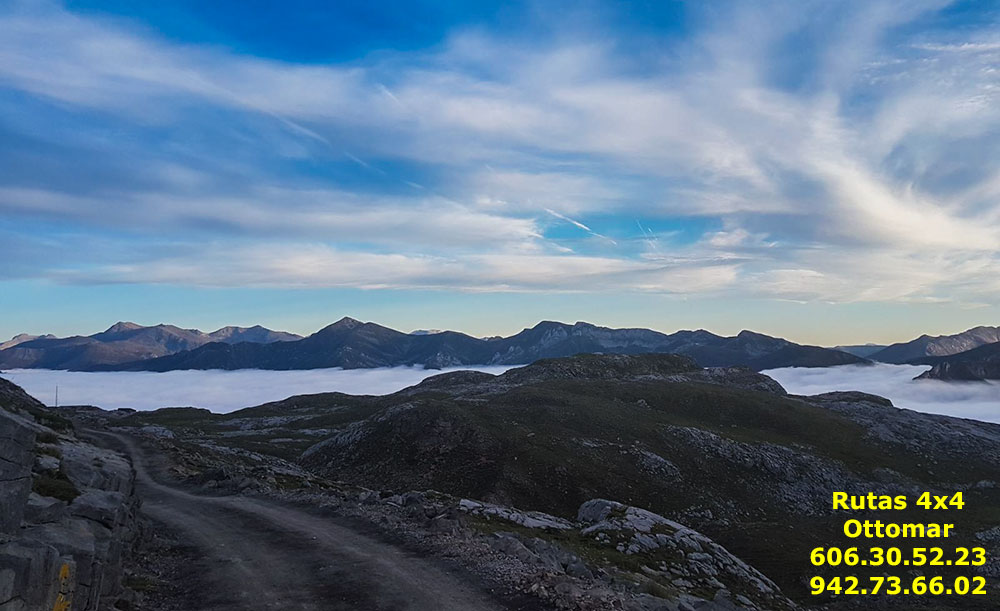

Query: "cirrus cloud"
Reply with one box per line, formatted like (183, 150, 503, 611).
(0, 0, 998, 308)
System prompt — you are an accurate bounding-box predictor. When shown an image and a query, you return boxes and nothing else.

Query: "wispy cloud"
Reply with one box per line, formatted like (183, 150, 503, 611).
(49, 242, 740, 294)
(0, 0, 998, 305)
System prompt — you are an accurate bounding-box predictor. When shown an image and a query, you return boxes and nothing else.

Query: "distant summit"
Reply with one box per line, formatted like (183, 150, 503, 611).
(102, 321, 144, 334)
(870, 326, 1000, 363)
(915, 342, 1000, 381)
(0, 323, 302, 370)
(0, 333, 56, 351)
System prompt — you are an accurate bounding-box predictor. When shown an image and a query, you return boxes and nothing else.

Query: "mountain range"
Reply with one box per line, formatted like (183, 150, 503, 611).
(866, 325, 1000, 363)
(0, 322, 301, 370)
(86, 318, 865, 372)
(8, 319, 1000, 379)
(914, 342, 1000, 381)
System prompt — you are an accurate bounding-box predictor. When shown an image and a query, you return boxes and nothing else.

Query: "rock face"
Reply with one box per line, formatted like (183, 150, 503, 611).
(0, 410, 35, 536)
(0, 377, 140, 611)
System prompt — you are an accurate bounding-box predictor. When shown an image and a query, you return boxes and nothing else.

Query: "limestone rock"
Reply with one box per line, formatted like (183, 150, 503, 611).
(0, 538, 68, 611)
(0, 410, 35, 535)
(459, 499, 574, 530)
(24, 493, 67, 525)
(577, 499, 792, 610)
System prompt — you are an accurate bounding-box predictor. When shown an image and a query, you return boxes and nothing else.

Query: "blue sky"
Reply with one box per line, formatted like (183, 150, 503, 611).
(1, 0, 998, 345)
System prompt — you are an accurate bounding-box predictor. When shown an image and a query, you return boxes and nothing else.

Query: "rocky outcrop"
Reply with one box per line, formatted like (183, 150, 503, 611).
(0, 378, 140, 611)
(459, 499, 574, 530)
(576, 500, 790, 609)
(459, 496, 796, 610)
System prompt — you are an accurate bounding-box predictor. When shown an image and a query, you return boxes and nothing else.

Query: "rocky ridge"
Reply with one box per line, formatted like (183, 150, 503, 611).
(870, 326, 1000, 364)
(90, 318, 866, 373)
(0, 322, 301, 370)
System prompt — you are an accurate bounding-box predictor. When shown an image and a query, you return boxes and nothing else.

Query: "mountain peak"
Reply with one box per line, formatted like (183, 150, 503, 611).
(105, 321, 144, 334)
(316, 317, 365, 334)
(736, 330, 774, 340)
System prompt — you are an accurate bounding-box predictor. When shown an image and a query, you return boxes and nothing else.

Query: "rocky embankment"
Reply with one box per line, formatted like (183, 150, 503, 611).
(0, 378, 140, 611)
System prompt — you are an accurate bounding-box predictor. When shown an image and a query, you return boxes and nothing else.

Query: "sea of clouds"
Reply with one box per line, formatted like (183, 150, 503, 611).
(763, 363, 1000, 424)
(2, 366, 515, 413)
(5, 362, 997, 423)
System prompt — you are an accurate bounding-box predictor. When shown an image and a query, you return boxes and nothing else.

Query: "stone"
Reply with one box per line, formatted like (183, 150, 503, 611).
(70, 490, 127, 529)
(565, 559, 593, 579)
(0, 538, 65, 611)
(402, 491, 425, 506)
(34, 454, 60, 472)
(59, 442, 133, 494)
(459, 499, 574, 530)
(491, 533, 540, 565)
(24, 493, 67, 524)
(358, 490, 380, 504)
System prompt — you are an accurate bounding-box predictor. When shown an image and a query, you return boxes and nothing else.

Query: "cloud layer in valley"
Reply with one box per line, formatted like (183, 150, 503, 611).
(2, 366, 514, 413)
(764, 363, 1000, 423)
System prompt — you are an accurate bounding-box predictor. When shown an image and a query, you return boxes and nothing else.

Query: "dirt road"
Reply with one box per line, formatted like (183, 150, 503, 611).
(95, 432, 539, 611)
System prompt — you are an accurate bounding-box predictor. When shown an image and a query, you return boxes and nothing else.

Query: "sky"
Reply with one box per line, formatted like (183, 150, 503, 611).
(1, 0, 998, 345)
